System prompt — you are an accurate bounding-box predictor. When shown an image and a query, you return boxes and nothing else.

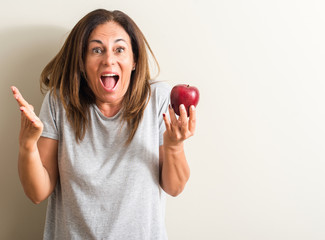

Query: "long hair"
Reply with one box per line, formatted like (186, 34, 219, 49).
(40, 9, 159, 144)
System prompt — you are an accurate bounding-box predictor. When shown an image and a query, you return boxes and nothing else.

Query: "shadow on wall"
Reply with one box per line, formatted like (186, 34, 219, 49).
(0, 25, 68, 240)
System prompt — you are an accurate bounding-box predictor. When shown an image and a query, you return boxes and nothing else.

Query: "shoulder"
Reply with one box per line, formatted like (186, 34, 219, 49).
(149, 80, 171, 99)
(41, 88, 62, 112)
(42, 89, 55, 106)
(43, 88, 59, 101)
(147, 81, 171, 112)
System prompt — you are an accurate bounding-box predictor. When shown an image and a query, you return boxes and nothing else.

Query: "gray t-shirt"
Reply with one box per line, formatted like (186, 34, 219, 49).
(39, 81, 170, 240)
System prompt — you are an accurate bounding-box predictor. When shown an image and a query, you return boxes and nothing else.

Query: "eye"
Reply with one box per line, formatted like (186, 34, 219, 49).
(92, 47, 103, 54)
(115, 47, 125, 54)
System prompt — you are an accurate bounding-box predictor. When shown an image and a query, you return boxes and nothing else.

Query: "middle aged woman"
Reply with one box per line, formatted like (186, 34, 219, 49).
(12, 9, 196, 239)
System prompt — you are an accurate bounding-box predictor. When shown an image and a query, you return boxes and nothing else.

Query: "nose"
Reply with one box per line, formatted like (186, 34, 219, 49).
(102, 51, 116, 66)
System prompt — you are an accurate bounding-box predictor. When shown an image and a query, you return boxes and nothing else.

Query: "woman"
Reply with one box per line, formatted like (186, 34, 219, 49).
(11, 9, 196, 239)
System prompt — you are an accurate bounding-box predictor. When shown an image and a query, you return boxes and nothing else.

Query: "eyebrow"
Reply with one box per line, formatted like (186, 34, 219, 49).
(88, 38, 127, 44)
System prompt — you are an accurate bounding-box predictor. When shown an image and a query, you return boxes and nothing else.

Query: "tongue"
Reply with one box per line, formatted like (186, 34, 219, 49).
(102, 76, 116, 89)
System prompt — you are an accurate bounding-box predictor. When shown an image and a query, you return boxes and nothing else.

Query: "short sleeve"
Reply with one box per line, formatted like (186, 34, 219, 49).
(39, 91, 59, 140)
(155, 82, 171, 146)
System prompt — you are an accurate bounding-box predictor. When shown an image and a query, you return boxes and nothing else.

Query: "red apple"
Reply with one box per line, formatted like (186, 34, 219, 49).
(170, 84, 200, 116)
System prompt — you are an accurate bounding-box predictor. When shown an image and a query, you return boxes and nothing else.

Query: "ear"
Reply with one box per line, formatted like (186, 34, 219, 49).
(132, 63, 136, 71)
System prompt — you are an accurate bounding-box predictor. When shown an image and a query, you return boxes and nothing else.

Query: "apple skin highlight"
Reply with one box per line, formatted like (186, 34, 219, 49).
(170, 84, 200, 116)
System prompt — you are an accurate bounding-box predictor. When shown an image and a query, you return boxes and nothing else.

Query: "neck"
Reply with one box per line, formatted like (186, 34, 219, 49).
(96, 100, 122, 118)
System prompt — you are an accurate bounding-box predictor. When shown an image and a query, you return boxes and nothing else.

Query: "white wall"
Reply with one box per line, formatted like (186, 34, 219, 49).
(1, 0, 325, 239)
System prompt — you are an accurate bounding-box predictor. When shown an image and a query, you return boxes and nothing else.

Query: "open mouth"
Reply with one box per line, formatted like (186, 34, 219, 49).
(100, 73, 119, 90)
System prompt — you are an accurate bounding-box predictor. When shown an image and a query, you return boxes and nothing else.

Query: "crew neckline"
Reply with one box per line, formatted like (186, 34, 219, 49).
(92, 103, 123, 121)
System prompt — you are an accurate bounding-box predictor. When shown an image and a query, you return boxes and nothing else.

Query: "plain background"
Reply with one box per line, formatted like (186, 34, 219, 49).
(1, 0, 325, 239)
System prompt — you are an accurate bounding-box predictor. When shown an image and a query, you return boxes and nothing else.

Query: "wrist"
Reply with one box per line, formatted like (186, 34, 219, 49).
(163, 141, 184, 153)
(19, 141, 38, 153)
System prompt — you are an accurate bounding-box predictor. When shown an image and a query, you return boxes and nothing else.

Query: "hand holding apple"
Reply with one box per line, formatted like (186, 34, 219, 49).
(162, 84, 198, 147)
(170, 84, 200, 116)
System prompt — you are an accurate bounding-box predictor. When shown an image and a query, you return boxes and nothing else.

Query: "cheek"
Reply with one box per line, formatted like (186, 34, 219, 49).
(120, 69, 132, 91)
(85, 55, 101, 72)
(121, 68, 132, 86)
(85, 62, 99, 90)
(121, 63, 134, 80)
(121, 52, 135, 69)
(85, 61, 95, 75)
(85, 65, 100, 86)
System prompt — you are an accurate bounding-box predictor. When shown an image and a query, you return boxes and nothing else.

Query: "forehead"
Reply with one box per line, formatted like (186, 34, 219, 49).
(88, 21, 131, 43)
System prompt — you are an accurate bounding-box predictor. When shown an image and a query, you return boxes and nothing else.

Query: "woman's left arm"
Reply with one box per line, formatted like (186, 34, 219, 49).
(159, 104, 196, 197)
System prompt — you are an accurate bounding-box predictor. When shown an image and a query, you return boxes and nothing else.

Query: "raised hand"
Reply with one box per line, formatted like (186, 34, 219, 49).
(11, 86, 43, 151)
(162, 104, 196, 148)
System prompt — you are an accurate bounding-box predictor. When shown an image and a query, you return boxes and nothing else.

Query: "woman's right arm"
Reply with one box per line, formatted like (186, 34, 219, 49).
(12, 86, 58, 204)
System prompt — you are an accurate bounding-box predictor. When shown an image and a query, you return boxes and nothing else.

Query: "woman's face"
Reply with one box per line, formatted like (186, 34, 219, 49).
(85, 21, 135, 109)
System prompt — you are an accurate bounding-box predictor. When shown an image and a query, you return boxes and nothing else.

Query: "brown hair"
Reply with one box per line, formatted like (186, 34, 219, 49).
(40, 9, 159, 144)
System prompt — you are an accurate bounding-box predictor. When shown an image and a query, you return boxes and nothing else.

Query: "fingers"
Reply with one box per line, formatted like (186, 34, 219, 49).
(168, 105, 183, 137)
(168, 105, 178, 125)
(188, 105, 196, 134)
(20, 106, 38, 124)
(11, 86, 34, 111)
(12, 87, 43, 148)
(11, 86, 38, 125)
(164, 104, 196, 144)
(178, 104, 189, 135)
(19, 107, 43, 148)
(162, 113, 171, 132)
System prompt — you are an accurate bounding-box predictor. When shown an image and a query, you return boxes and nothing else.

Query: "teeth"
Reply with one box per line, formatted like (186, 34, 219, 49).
(102, 73, 117, 77)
